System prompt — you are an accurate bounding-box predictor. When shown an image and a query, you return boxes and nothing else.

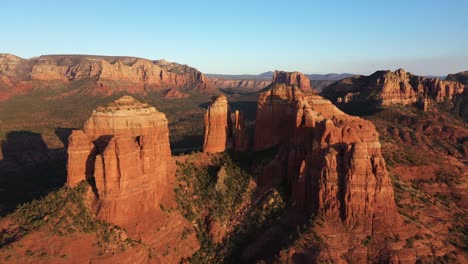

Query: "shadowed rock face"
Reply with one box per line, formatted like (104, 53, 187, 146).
(67, 96, 174, 227)
(446, 71, 468, 85)
(323, 69, 466, 106)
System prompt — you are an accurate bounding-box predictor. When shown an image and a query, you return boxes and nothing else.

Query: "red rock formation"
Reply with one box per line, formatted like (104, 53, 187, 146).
(253, 82, 305, 151)
(66, 130, 95, 187)
(255, 74, 402, 261)
(232, 110, 249, 152)
(66, 96, 174, 227)
(272, 70, 312, 92)
(0, 54, 215, 100)
(324, 69, 466, 106)
(203, 95, 232, 153)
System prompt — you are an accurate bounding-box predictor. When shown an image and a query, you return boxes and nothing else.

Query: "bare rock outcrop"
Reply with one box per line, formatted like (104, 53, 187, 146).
(203, 95, 249, 153)
(254, 72, 401, 261)
(66, 96, 174, 227)
(203, 95, 232, 153)
(323, 69, 466, 106)
(272, 70, 312, 92)
(232, 110, 249, 152)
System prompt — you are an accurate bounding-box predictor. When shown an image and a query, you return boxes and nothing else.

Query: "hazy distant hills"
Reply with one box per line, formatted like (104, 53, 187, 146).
(207, 71, 355, 81)
(207, 72, 356, 92)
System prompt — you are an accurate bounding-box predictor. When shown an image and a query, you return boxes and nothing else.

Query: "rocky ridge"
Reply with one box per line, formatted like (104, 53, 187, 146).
(0, 54, 214, 100)
(323, 69, 466, 107)
(209, 78, 270, 91)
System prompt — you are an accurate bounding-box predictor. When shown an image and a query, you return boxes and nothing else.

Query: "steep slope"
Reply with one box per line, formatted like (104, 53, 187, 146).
(0, 53, 214, 100)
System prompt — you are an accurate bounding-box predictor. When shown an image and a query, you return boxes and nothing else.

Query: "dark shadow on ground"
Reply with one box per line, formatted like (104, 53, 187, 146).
(0, 131, 67, 216)
(55, 127, 76, 148)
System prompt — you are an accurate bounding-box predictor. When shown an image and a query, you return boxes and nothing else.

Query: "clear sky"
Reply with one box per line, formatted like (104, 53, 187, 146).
(2, 0, 467, 75)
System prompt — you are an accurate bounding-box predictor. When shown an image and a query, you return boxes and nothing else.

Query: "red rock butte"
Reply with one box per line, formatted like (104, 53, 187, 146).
(203, 95, 249, 153)
(67, 95, 174, 227)
(272, 70, 312, 92)
(254, 73, 401, 260)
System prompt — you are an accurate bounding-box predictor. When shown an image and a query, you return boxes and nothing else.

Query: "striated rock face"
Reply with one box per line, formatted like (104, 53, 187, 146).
(255, 72, 400, 233)
(66, 96, 174, 227)
(323, 69, 466, 106)
(272, 70, 312, 92)
(0, 54, 214, 100)
(203, 95, 232, 153)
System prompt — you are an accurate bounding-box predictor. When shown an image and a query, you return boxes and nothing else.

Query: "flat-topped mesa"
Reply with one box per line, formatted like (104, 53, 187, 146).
(272, 70, 312, 92)
(66, 96, 174, 227)
(202, 95, 250, 153)
(323, 69, 467, 106)
(0, 54, 215, 100)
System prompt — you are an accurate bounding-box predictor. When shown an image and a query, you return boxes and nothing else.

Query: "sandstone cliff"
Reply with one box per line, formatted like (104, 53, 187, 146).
(323, 69, 466, 106)
(0, 54, 215, 100)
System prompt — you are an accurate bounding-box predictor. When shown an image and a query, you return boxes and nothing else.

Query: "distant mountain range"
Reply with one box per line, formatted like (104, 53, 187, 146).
(207, 71, 356, 81)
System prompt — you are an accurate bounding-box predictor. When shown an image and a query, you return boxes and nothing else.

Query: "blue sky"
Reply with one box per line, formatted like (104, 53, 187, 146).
(2, 0, 467, 75)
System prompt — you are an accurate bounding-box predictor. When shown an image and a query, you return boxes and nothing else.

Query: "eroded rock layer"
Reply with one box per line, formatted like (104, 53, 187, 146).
(0, 53, 214, 100)
(67, 96, 174, 227)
